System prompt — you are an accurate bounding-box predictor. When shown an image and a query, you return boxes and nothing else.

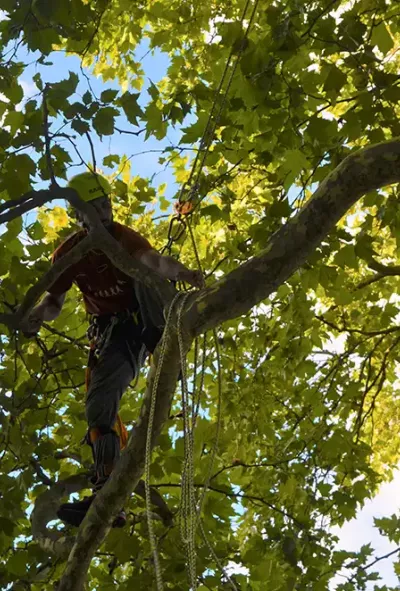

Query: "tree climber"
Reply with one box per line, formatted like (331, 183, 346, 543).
(21, 172, 203, 528)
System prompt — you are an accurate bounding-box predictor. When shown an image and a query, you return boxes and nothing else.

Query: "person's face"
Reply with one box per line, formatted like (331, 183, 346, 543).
(75, 196, 113, 228)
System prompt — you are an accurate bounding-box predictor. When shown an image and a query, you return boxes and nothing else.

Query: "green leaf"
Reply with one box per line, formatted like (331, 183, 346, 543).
(7, 551, 27, 576)
(144, 102, 167, 140)
(180, 112, 209, 144)
(281, 149, 310, 179)
(201, 204, 229, 222)
(148, 81, 159, 101)
(103, 154, 121, 167)
(71, 119, 90, 135)
(269, 199, 291, 218)
(82, 90, 92, 105)
(3, 111, 24, 135)
(0, 80, 23, 104)
(118, 91, 143, 125)
(101, 89, 119, 103)
(57, 71, 79, 96)
(334, 245, 358, 270)
(159, 196, 170, 211)
(0, 517, 14, 536)
(33, 72, 43, 91)
(371, 22, 394, 54)
(323, 65, 347, 93)
(0, 100, 7, 120)
(48, 72, 79, 110)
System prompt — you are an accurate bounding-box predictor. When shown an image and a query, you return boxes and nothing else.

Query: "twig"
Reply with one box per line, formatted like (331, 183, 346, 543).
(316, 314, 400, 337)
(42, 323, 89, 350)
(0, 190, 48, 215)
(151, 482, 306, 530)
(114, 127, 145, 136)
(84, 130, 96, 172)
(81, 2, 109, 58)
(210, 457, 299, 481)
(43, 85, 58, 188)
(301, 0, 341, 38)
(363, 546, 400, 572)
(31, 459, 53, 486)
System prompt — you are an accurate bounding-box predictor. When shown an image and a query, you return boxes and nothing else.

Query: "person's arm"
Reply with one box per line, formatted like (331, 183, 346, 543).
(137, 249, 204, 288)
(20, 292, 66, 336)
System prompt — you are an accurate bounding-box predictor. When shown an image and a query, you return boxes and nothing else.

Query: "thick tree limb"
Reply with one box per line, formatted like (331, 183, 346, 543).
(0, 190, 55, 224)
(185, 140, 400, 335)
(31, 469, 173, 567)
(57, 325, 185, 591)
(14, 234, 95, 327)
(0, 186, 175, 330)
(31, 473, 91, 560)
(0, 233, 95, 329)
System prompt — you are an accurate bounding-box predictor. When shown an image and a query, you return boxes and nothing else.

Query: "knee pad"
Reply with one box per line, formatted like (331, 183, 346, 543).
(88, 425, 117, 444)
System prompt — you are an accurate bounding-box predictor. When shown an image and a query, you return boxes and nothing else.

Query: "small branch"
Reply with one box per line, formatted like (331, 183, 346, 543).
(0, 190, 52, 222)
(43, 85, 58, 188)
(363, 546, 400, 572)
(345, 546, 400, 585)
(115, 127, 145, 136)
(84, 130, 96, 172)
(81, 2, 109, 57)
(31, 459, 53, 486)
(152, 482, 306, 530)
(42, 323, 89, 350)
(315, 314, 400, 337)
(211, 458, 297, 481)
(368, 258, 400, 276)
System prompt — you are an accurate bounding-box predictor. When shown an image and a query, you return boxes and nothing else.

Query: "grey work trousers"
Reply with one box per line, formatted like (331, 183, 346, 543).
(85, 317, 142, 481)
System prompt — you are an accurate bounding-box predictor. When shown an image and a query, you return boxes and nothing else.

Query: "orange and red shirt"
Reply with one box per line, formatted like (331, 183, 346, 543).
(48, 222, 152, 315)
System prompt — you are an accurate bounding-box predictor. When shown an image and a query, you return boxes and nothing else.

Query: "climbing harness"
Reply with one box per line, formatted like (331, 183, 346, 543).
(83, 310, 144, 461)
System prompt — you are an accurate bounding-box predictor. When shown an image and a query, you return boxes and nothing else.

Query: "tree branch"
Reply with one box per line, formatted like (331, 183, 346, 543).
(0, 186, 176, 330)
(368, 257, 400, 276)
(31, 473, 92, 560)
(57, 324, 184, 591)
(185, 140, 400, 336)
(43, 85, 58, 188)
(151, 482, 306, 530)
(0, 190, 54, 223)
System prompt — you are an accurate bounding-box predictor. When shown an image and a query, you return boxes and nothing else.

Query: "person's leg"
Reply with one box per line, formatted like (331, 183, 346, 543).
(57, 331, 138, 528)
(86, 335, 137, 489)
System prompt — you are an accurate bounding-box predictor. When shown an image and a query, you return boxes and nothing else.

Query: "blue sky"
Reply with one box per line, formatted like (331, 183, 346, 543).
(17, 38, 187, 204)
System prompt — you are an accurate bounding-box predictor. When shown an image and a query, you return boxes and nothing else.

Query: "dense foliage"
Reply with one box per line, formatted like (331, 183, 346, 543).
(1, 0, 400, 589)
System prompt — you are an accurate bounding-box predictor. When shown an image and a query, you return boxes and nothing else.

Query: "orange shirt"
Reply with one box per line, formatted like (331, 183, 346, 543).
(48, 222, 152, 315)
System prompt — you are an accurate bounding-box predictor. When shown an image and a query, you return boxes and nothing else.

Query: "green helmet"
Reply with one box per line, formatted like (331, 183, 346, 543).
(67, 172, 111, 202)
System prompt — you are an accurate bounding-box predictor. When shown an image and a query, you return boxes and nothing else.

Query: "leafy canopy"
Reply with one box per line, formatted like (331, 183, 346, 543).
(1, 0, 400, 589)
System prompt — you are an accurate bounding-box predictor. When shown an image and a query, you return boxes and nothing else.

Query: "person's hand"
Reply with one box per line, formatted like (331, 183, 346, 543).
(19, 310, 43, 338)
(177, 269, 205, 289)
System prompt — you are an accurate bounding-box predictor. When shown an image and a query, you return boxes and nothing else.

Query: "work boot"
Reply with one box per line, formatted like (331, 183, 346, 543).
(57, 494, 126, 528)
